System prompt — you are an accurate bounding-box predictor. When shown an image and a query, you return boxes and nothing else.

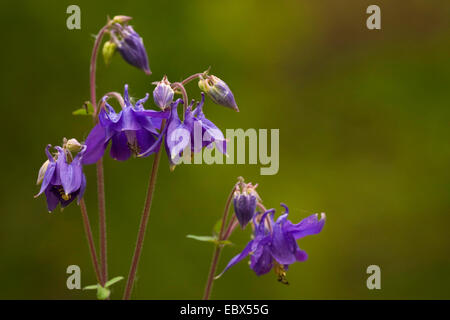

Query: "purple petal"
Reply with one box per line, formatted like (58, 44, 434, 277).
(82, 123, 109, 165)
(45, 187, 59, 212)
(284, 213, 326, 240)
(250, 244, 273, 276)
(110, 132, 131, 161)
(270, 214, 299, 265)
(216, 240, 254, 278)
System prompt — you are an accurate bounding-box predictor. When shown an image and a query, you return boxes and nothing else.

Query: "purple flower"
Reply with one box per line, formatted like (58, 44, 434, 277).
(110, 24, 151, 75)
(218, 204, 325, 282)
(35, 144, 87, 212)
(199, 75, 239, 112)
(233, 182, 260, 228)
(82, 85, 169, 164)
(153, 76, 174, 109)
(139, 93, 227, 168)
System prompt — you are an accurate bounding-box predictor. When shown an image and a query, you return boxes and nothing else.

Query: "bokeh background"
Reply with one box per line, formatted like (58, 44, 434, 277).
(0, 0, 449, 299)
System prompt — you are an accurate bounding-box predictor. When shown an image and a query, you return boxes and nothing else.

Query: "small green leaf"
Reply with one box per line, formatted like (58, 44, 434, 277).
(186, 235, 232, 246)
(186, 235, 218, 243)
(73, 101, 94, 116)
(83, 284, 98, 290)
(97, 286, 110, 300)
(105, 276, 124, 288)
(217, 240, 233, 246)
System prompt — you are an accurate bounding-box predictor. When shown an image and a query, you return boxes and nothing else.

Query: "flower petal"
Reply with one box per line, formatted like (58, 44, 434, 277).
(45, 187, 59, 212)
(110, 131, 132, 161)
(250, 244, 273, 276)
(284, 213, 326, 240)
(82, 123, 109, 165)
(216, 240, 254, 278)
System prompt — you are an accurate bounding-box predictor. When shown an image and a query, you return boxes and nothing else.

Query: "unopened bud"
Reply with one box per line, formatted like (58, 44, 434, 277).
(153, 76, 174, 109)
(36, 160, 50, 185)
(65, 138, 82, 152)
(199, 74, 239, 112)
(102, 40, 117, 66)
(112, 15, 132, 24)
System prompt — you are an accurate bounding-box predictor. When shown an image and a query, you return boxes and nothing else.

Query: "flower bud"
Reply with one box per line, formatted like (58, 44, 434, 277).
(233, 184, 259, 228)
(112, 15, 132, 24)
(198, 75, 239, 112)
(102, 40, 117, 66)
(110, 24, 151, 75)
(153, 76, 174, 109)
(65, 138, 83, 152)
(36, 159, 50, 185)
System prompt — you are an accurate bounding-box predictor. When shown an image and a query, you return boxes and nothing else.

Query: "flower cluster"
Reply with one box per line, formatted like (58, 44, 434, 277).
(219, 204, 325, 283)
(37, 71, 237, 212)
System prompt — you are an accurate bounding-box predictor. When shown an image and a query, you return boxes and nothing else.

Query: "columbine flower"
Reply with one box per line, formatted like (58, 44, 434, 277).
(233, 181, 260, 228)
(35, 144, 87, 212)
(82, 85, 169, 164)
(217, 204, 325, 283)
(140, 93, 227, 167)
(110, 23, 151, 74)
(153, 76, 174, 109)
(199, 74, 239, 112)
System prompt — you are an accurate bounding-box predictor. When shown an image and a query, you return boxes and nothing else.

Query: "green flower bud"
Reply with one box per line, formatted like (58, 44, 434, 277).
(102, 40, 117, 66)
(36, 160, 50, 185)
(65, 138, 82, 153)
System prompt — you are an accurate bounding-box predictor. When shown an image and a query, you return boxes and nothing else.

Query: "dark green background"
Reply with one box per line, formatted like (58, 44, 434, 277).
(0, 0, 449, 299)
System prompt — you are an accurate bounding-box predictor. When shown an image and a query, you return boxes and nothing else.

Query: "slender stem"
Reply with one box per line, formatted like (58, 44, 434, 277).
(170, 82, 189, 115)
(203, 246, 222, 300)
(222, 216, 238, 241)
(90, 22, 110, 287)
(181, 73, 203, 86)
(80, 199, 102, 284)
(90, 24, 109, 119)
(218, 184, 237, 238)
(96, 159, 107, 286)
(123, 119, 167, 300)
(202, 184, 237, 300)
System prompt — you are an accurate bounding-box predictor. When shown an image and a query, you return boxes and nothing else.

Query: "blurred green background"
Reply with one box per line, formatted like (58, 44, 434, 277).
(0, 0, 449, 299)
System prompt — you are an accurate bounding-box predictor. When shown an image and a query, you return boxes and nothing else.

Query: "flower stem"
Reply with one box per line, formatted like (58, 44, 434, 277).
(90, 22, 110, 286)
(202, 184, 237, 300)
(171, 82, 189, 115)
(123, 119, 167, 300)
(181, 73, 203, 86)
(79, 199, 102, 284)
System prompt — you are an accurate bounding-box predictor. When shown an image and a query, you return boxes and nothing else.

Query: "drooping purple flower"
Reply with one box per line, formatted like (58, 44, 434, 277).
(233, 182, 260, 229)
(110, 24, 151, 75)
(82, 85, 169, 164)
(199, 74, 239, 112)
(35, 144, 87, 212)
(139, 93, 227, 168)
(185, 93, 227, 154)
(217, 204, 325, 282)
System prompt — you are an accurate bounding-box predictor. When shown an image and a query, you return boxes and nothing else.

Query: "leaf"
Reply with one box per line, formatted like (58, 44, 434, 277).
(83, 284, 98, 290)
(73, 101, 94, 116)
(186, 235, 218, 243)
(186, 235, 232, 246)
(105, 276, 124, 288)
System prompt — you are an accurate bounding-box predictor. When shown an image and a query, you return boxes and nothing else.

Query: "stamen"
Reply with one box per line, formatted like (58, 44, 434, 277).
(274, 261, 289, 285)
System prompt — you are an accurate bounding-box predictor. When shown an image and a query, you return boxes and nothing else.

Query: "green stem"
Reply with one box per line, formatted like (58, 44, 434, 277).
(202, 184, 237, 300)
(79, 199, 102, 284)
(123, 119, 167, 300)
(89, 22, 110, 286)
